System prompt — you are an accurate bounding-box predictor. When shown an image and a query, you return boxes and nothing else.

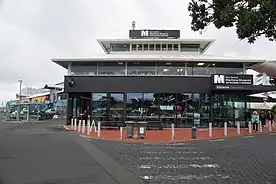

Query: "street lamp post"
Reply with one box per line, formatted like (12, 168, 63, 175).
(17, 80, 23, 121)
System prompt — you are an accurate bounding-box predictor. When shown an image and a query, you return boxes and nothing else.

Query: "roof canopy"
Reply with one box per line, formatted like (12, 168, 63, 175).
(52, 54, 266, 69)
(97, 38, 215, 54)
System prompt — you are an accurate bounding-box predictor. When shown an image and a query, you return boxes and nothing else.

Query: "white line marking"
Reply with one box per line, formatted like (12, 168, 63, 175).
(268, 133, 276, 136)
(137, 164, 220, 169)
(210, 139, 224, 142)
(243, 135, 255, 138)
(139, 156, 211, 160)
(140, 174, 230, 180)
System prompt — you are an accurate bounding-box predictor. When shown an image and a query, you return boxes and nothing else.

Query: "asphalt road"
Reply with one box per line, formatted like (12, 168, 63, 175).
(0, 121, 145, 184)
(90, 133, 276, 184)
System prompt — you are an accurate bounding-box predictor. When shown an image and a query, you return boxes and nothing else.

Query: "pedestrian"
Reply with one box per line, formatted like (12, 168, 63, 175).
(251, 111, 260, 132)
(267, 111, 274, 125)
(259, 111, 266, 127)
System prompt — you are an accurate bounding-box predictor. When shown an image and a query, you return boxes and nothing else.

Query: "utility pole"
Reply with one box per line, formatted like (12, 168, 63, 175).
(17, 80, 23, 121)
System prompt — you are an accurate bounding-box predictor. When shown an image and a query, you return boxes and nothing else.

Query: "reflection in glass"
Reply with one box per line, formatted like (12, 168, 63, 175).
(127, 62, 155, 75)
(126, 93, 143, 120)
(156, 62, 185, 75)
(109, 93, 124, 121)
(98, 62, 125, 75)
(143, 93, 159, 117)
(71, 62, 97, 75)
(92, 93, 107, 120)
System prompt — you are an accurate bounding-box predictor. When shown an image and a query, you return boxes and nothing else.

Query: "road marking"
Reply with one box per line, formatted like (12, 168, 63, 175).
(137, 164, 220, 169)
(268, 133, 276, 136)
(210, 139, 224, 142)
(243, 135, 255, 138)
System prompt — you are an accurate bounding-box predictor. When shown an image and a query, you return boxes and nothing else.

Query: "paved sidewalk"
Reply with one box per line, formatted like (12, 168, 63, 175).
(90, 133, 276, 184)
(65, 123, 276, 142)
(0, 121, 145, 184)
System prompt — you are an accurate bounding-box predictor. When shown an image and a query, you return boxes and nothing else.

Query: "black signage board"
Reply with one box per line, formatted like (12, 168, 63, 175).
(211, 74, 253, 86)
(129, 30, 180, 39)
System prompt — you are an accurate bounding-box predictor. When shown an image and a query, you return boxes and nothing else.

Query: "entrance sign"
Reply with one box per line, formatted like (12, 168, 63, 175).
(129, 29, 180, 39)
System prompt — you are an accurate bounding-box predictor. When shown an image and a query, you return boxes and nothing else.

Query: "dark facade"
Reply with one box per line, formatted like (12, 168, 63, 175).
(64, 75, 276, 128)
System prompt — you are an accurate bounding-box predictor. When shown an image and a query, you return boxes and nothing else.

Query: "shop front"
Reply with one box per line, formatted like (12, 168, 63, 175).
(64, 74, 276, 127)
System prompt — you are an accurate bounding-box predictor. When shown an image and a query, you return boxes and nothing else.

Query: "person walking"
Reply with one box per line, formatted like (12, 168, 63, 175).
(259, 111, 266, 128)
(267, 111, 274, 125)
(251, 111, 260, 132)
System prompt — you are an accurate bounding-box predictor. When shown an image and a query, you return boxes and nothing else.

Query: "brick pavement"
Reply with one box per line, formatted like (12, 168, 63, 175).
(89, 133, 276, 184)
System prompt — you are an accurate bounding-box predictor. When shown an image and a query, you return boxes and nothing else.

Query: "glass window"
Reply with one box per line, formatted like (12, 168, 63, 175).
(162, 44, 167, 51)
(156, 44, 161, 51)
(137, 44, 142, 51)
(215, 63, 244, 74)
(168, 44, 173, 51)
(131, 44, 137, 51)
(98, 62, 125, 75)
(109, 93, 124, 121)
(156, 62, 185, 75)
(92, 93, 107, 121)
(71, 62, 97, 75)
(111, 44, 130, 52)
(149, 44, 154, 51)
(127, 62, 155, 75)
(126, 93, 143, 121)
(187, 62, 216, 76)
(173, 44, 179, 51)
(159, 94, 177, 125)
(143, 93, 160, 118)
(180, 44, 200, 52)
(144, 44, 149, 51)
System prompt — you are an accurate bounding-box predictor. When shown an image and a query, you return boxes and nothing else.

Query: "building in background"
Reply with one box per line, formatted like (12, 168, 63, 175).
(52, 28, 276, 127)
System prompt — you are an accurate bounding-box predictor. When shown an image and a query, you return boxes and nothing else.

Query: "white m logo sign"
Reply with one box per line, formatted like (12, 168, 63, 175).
(141, 30, 149, 37)
(214, 75, 225, 84)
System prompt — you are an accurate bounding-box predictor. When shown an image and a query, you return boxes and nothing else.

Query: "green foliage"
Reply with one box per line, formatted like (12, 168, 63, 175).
(188, 0, 276, 43)
(272, 104, 276, 114)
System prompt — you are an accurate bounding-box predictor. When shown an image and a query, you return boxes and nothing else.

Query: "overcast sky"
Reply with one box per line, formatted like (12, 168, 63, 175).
(0, 0, 276, 103)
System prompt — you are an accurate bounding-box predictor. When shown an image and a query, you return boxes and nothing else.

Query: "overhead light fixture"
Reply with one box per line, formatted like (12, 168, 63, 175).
(212, 63, 215, 66)
(163, 68, 169, 72)
(197, 63, 204, 66)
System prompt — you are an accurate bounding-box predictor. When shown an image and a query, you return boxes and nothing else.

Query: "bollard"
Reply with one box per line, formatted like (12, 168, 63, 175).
(269, 122, 272, 132)
(171, 123, 175, 141)
(74, 118, 77, 131)
(87, 119, 91, 135)
(78, 120, 81, 132)
(209, 122, 212, 137)
(224, 122, 227, 136)
(259, 123, 262, 133)
(90, 120, 97, 133)
(249, 122, 252, 134)
(71, 118, 74, 129)
(82, 120, 86, 134)
(237, 121, 241, 135)
(120, 127, 123, 140)
(97, 121, 101, 137)
(192, 126, 197, 139)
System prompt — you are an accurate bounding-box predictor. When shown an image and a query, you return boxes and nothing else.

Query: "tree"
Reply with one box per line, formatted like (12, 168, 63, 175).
(188, 0, 276, 43)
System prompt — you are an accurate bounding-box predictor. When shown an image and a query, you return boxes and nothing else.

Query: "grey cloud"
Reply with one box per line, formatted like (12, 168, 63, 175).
(0, 0, 276, 101)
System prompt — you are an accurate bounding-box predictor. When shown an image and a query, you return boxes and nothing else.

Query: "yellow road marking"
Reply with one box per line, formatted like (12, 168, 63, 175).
(210, 139, 225, 142)
(243, 135, 254, 138)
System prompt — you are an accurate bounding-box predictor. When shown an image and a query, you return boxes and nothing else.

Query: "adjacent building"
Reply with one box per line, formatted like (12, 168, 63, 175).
(52, 29, 276, 127)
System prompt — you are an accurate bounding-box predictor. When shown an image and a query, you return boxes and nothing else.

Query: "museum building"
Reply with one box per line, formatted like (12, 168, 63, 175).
(52, 29, 276, 128)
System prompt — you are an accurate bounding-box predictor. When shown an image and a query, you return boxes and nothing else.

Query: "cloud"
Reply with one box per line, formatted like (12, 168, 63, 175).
(0, 0, 275, 103)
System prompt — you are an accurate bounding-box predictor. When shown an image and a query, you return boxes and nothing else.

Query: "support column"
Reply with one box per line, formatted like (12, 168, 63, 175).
(67, 62, 72, 75)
